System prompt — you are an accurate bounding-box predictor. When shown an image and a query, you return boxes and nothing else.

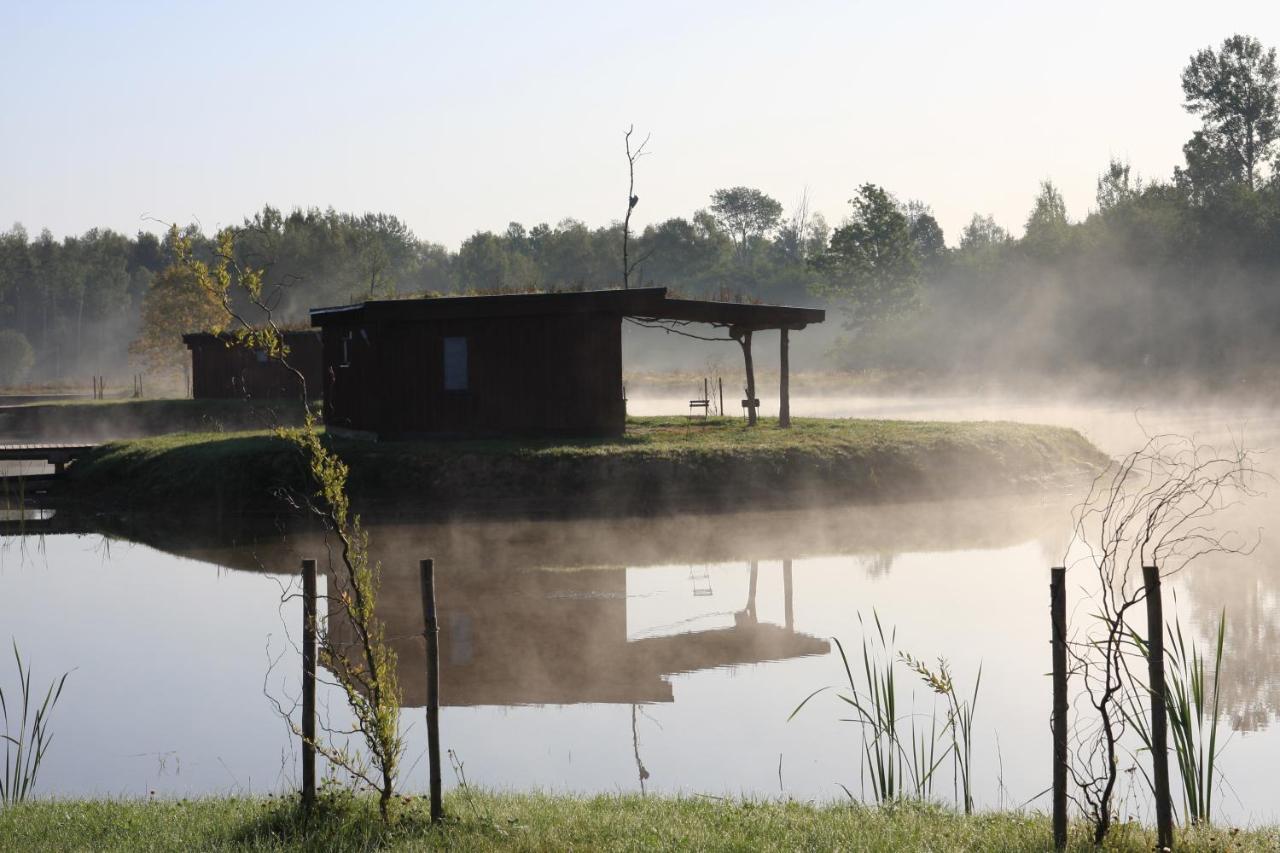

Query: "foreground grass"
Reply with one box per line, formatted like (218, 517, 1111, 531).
(56, 416, 1106, 518)
(1, 792, 1274, 852)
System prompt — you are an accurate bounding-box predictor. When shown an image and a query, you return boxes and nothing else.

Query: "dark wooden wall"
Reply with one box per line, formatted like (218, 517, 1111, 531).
(321, 313, 625, 438)
(189, 332, 323, 400)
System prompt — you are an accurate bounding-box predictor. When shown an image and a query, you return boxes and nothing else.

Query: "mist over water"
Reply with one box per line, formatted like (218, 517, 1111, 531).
(4, 392, 1280, 823)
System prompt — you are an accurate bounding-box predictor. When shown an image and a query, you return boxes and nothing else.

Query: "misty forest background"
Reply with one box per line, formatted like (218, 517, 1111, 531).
(2, 35, 1280, 389)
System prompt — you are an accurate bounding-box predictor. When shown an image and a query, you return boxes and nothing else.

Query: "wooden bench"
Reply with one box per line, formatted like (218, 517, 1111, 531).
(688, 377, 712, 418)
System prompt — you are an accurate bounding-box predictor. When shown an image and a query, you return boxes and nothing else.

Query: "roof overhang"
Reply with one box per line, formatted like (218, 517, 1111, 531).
(310, 288, 824, 331)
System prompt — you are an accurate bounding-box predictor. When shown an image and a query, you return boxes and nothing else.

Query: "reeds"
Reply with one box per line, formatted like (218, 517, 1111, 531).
(791, 612, 952, 805)
(1166, 609, 1226, 826)
(1, 641, 68, 806)
(1126, 608, 1227, 826)
(901, 653, 981, 813)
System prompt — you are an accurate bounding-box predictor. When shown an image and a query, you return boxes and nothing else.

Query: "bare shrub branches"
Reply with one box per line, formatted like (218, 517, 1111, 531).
(622, 125, 651, 290)
(1062, 434, 1259, 844)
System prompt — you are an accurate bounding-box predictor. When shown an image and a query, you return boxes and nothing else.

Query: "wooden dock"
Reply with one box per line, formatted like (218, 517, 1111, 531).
(0, 443, 95, 474)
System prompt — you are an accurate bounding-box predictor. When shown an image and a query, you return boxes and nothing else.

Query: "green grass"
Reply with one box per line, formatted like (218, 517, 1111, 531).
(57, 416, 1107, 519)
(0, 792, 1275, 851)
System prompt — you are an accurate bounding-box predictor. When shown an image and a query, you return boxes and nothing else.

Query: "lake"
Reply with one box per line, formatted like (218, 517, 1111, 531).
(4, 394, 1280, 824)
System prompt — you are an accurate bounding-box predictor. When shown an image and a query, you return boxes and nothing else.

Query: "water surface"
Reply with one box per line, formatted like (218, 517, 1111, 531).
(5, 395, 1280, 823)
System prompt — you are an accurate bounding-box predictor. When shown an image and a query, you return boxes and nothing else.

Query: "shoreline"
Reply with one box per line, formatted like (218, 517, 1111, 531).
(48, 416, 1108, 520)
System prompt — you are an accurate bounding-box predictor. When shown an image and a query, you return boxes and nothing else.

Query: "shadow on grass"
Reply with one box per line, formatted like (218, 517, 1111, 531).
(227, 797, 447, 851)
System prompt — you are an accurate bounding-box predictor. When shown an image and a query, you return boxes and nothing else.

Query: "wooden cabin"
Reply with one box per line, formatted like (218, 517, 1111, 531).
(309, 288, 824, 439)
(183, 330, 324, 400)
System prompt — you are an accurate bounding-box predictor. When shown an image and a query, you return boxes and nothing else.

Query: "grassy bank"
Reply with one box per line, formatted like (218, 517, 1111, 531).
(56, 416, 1107, 518)
(0, 397, 308, 443)
(1, 793, 1274, 851)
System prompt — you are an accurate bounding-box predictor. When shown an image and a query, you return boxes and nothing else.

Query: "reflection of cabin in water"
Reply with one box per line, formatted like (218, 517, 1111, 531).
(309, 288, 824, 439)
(333, 559, 827, 707)
(183, 330, 323, 400)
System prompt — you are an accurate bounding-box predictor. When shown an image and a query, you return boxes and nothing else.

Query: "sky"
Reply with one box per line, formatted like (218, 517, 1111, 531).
(2, 1, 1278, 248)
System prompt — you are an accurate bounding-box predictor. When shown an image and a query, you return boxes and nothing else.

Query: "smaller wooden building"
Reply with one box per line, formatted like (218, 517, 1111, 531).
(183, 330, 324, 400)
(310, 288, 823, 439)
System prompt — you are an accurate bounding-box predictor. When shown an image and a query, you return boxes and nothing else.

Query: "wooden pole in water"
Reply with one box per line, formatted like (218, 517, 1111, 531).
(783, 558, 794, 631)
(1143, 565, 1174, 850)
(301, 558, 317, 810)
(779, 328, 791, 428)
(1050, 566, 1067, 852)
(419, 558, 443, 823)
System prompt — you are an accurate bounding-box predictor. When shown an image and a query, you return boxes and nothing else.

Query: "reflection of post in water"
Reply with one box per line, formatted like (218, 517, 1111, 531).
(738, 560, 759, 625)
(735, 559, 795, 629)
(783, 558, 793, 632)
(328, 558, 829, 709)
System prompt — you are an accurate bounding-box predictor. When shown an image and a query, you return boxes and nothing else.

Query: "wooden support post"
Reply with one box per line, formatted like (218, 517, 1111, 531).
(783, 558, 794, 631)
(1143, 565, 1174, 850)
(779, 328, 791, 428)
(1050, 566, 1067, 852)
(746, 560, 759, 622)
(739, 330, 757, 426)
(718, 377, 724, 418)
(419, 559, 443, 823)
(301, 558, 317, 810)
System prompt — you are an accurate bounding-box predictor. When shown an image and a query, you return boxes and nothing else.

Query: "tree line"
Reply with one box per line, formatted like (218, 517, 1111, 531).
(0, 33, 1276, 386)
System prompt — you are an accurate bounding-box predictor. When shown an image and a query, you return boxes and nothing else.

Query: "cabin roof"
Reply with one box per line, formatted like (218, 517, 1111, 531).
(309, 287, 824, 331)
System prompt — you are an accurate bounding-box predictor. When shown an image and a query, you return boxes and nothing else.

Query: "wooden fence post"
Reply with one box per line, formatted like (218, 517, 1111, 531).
(1051, 566, 1068, 852)
(301, 558, 317, 810)
(1143, 565, 1174, 850)
(419, 558, 443, 823)
(738, 330, 757, 426)
(779, 327, 791, 428)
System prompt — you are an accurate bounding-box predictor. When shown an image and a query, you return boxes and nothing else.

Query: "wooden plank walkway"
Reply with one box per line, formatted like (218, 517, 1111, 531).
(0, 443, 96, 472)
(0, 443, 95, 457)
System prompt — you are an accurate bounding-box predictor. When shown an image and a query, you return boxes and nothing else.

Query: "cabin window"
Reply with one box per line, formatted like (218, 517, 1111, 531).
(443, 336, 468, 391)
(340, 331, 352, 367)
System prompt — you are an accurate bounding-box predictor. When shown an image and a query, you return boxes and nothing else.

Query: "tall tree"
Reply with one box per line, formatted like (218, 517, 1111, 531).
(1095, 159, 1142, 212)
(1023, 180, 1071, 258)
(959, 213, 1010, 251)
(812, 184, 919, 333)
(1181, 34, 1279, 189)
(904, 200, 946, 269)
(709, 187, 783, 257)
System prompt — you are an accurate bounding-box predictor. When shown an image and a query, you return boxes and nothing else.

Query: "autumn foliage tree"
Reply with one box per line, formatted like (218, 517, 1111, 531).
(128, 234, 227, 384)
